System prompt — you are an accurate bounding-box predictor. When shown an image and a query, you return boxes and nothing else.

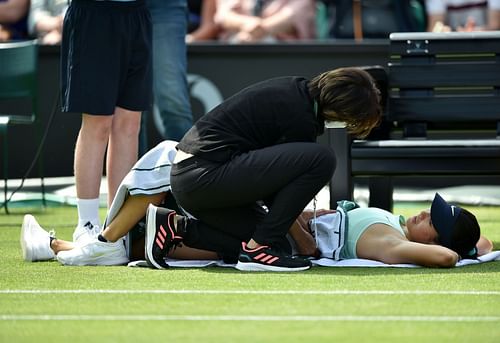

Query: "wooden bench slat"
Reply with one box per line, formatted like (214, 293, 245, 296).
(388, 96, 500, 122)
(389, 62, 500, 88)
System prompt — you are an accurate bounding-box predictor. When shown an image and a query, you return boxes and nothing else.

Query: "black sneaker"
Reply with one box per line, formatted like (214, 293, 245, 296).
(145, 204, 183, 269)
(235, 242, 311, 272)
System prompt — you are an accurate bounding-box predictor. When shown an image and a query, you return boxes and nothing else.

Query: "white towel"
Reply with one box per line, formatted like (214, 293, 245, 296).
(127, 250, 500, 269)
(105, 140, 177, 227)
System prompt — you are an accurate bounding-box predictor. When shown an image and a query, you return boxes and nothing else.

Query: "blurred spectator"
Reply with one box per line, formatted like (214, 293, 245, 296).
(426, 0, 500, 31)
(215, 0, 316, 43)
(187, 0, 220, 42)
(0, 0, 29, 41)
(324, 0, 426, 40)
(28, 0, 68, 45)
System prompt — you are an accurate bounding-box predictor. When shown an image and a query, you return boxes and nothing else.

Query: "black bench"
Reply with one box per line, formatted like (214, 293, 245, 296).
(329, 31, 500, 210)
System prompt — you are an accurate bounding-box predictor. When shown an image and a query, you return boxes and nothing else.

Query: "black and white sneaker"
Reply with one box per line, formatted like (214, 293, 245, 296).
(144, 204, 183, 269)
(235, 242, 311, 272)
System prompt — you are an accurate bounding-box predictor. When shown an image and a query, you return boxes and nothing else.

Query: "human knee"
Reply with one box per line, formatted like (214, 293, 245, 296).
(81, 115, 113, 141)
(111, 111, 141, 137)
(313, 145, 336, 177)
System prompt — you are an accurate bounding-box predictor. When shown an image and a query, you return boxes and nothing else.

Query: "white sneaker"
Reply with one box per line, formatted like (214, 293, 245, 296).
(72, 221, 101, 244)
(20, 215, 56, 262)
(57, 238, 129, 266)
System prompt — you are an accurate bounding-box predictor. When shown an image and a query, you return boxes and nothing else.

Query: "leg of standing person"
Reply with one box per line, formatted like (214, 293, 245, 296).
(140, 0, 192, 155)
(61, 0, 152, 243)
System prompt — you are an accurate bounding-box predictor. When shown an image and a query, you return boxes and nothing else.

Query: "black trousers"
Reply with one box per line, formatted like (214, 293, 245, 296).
(171, 142, 336, 260)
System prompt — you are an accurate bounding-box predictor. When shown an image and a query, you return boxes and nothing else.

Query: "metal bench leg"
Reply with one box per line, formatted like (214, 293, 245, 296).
(368, 177, 393, 211)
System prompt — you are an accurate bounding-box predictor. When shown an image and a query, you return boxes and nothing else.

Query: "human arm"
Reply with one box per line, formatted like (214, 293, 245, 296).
(357, 224, 459, 267)
(488, 8, 500, 30)
(215, 0, 267, 41)
(476, 235, 494, 256)
(288, 219, 318, 257)
(288, 209, 336, 257)
(215, 0, 312, 42)
(187, 0, 220, 42)
(0, 0, 29, 23)
(258, 0, 313, 38)
(28, 0, 65, 44)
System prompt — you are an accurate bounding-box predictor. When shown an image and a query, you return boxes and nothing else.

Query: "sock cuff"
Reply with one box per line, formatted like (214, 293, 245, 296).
(97, 234, 108, 243)
(77, 198, 101, 226)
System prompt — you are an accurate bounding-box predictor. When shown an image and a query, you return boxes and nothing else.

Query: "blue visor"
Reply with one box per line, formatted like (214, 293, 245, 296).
(430, 193, 461, 248)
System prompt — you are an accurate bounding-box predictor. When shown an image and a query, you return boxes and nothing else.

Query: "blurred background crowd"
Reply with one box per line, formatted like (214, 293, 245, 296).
(1, 0, 499, 44)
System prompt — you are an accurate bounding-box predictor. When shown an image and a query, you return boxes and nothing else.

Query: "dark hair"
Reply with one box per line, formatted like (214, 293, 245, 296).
(448, 208, 481, 259)
(308, 67, 382, 138)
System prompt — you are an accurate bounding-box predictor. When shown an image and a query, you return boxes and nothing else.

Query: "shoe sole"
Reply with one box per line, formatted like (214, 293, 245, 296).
(20, 215, 34, 262)
(235, 261, 310, 272)
(145, 204, 166, 269)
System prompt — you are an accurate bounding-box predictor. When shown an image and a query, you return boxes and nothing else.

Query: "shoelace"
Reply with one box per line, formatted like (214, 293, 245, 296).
(48, 229, 57, 245)
(83, 221, 101, 237)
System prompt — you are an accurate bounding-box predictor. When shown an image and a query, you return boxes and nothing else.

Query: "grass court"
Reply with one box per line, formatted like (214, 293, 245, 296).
(1, 202, 499, 342)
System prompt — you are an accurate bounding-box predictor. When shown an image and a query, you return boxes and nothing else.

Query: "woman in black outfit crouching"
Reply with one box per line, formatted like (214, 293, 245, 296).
(145, 67, 382, 272)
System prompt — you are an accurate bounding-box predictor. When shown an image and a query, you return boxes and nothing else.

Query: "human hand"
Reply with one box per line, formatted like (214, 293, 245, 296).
(457, 16, 486, 32)
(42, 30, 62, 45)
(0, 25, 11, 42)
(432, 21, 452, 32)
(236, 17, 267, 42)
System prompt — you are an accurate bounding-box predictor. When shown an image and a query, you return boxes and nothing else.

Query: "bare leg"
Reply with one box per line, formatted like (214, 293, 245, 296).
(74, 114, 113, 200)
(106, 107, 141, 206)
(50, 239, 76, 255)
(168, 244, 219, 260)
(101, 192, 167, 242)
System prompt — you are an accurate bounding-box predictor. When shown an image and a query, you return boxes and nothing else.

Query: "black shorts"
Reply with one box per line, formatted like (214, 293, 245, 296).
(61, 0, 152, 115)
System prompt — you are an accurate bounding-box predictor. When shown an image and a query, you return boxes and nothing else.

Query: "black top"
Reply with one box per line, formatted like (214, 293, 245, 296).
(177, 76, 323, 162)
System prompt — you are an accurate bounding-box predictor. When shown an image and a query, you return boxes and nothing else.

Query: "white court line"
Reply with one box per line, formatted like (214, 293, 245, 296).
(1, 289, 499, 295)
(0, 314, 499, 322)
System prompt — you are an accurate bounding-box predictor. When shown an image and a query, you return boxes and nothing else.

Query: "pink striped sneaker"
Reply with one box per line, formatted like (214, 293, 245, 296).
(144, 204, 183, 269)
(235, 242, 311, 272)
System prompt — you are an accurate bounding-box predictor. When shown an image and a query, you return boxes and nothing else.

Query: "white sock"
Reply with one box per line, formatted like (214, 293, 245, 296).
(76, 198, 101, 227)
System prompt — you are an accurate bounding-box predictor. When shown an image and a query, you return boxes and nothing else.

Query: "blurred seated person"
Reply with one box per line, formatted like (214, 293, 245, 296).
(0, 0, 29, 41)
(28, 0, 68, 45)
(187, 0, 220, 42)
(214, 0, 316, 43)
(426, 0, 500, 32)
(323, 0, 426, 40)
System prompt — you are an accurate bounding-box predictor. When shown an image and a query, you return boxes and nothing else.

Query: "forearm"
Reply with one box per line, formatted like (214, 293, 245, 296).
(488, 9, 500, 30)
(218, 11, 256, 31)
(288, 220, 318, 257)
(34, 15, 62, 34)
(476, 235, 494, 256)
(260, 7, 295, 35)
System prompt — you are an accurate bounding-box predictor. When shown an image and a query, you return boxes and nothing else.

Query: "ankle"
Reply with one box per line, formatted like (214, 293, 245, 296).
(50, 238, 60, 254)
(246, 239, 262, 250)
(100, 231, 117, 242)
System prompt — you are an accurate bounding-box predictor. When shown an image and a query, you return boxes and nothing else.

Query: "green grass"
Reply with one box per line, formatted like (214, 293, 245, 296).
(1, 204, 500, 342)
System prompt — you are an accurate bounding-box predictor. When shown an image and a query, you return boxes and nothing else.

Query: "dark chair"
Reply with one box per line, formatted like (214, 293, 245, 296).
(0, 40, 45, 213)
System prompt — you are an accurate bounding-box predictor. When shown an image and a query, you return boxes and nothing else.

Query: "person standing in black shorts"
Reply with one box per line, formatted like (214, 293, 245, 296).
(60, 0, 152, 244)
(144, 67, 382, 272)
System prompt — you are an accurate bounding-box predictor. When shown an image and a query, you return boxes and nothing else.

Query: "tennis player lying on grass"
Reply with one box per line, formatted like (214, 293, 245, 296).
(21, 188, 493, 268)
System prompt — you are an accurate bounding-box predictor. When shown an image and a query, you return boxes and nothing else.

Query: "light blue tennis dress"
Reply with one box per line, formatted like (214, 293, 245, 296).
(339, 208, 406, 259)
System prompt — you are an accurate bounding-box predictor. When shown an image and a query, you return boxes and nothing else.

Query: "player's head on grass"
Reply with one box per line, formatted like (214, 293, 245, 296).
(430, 193, 481, 259)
